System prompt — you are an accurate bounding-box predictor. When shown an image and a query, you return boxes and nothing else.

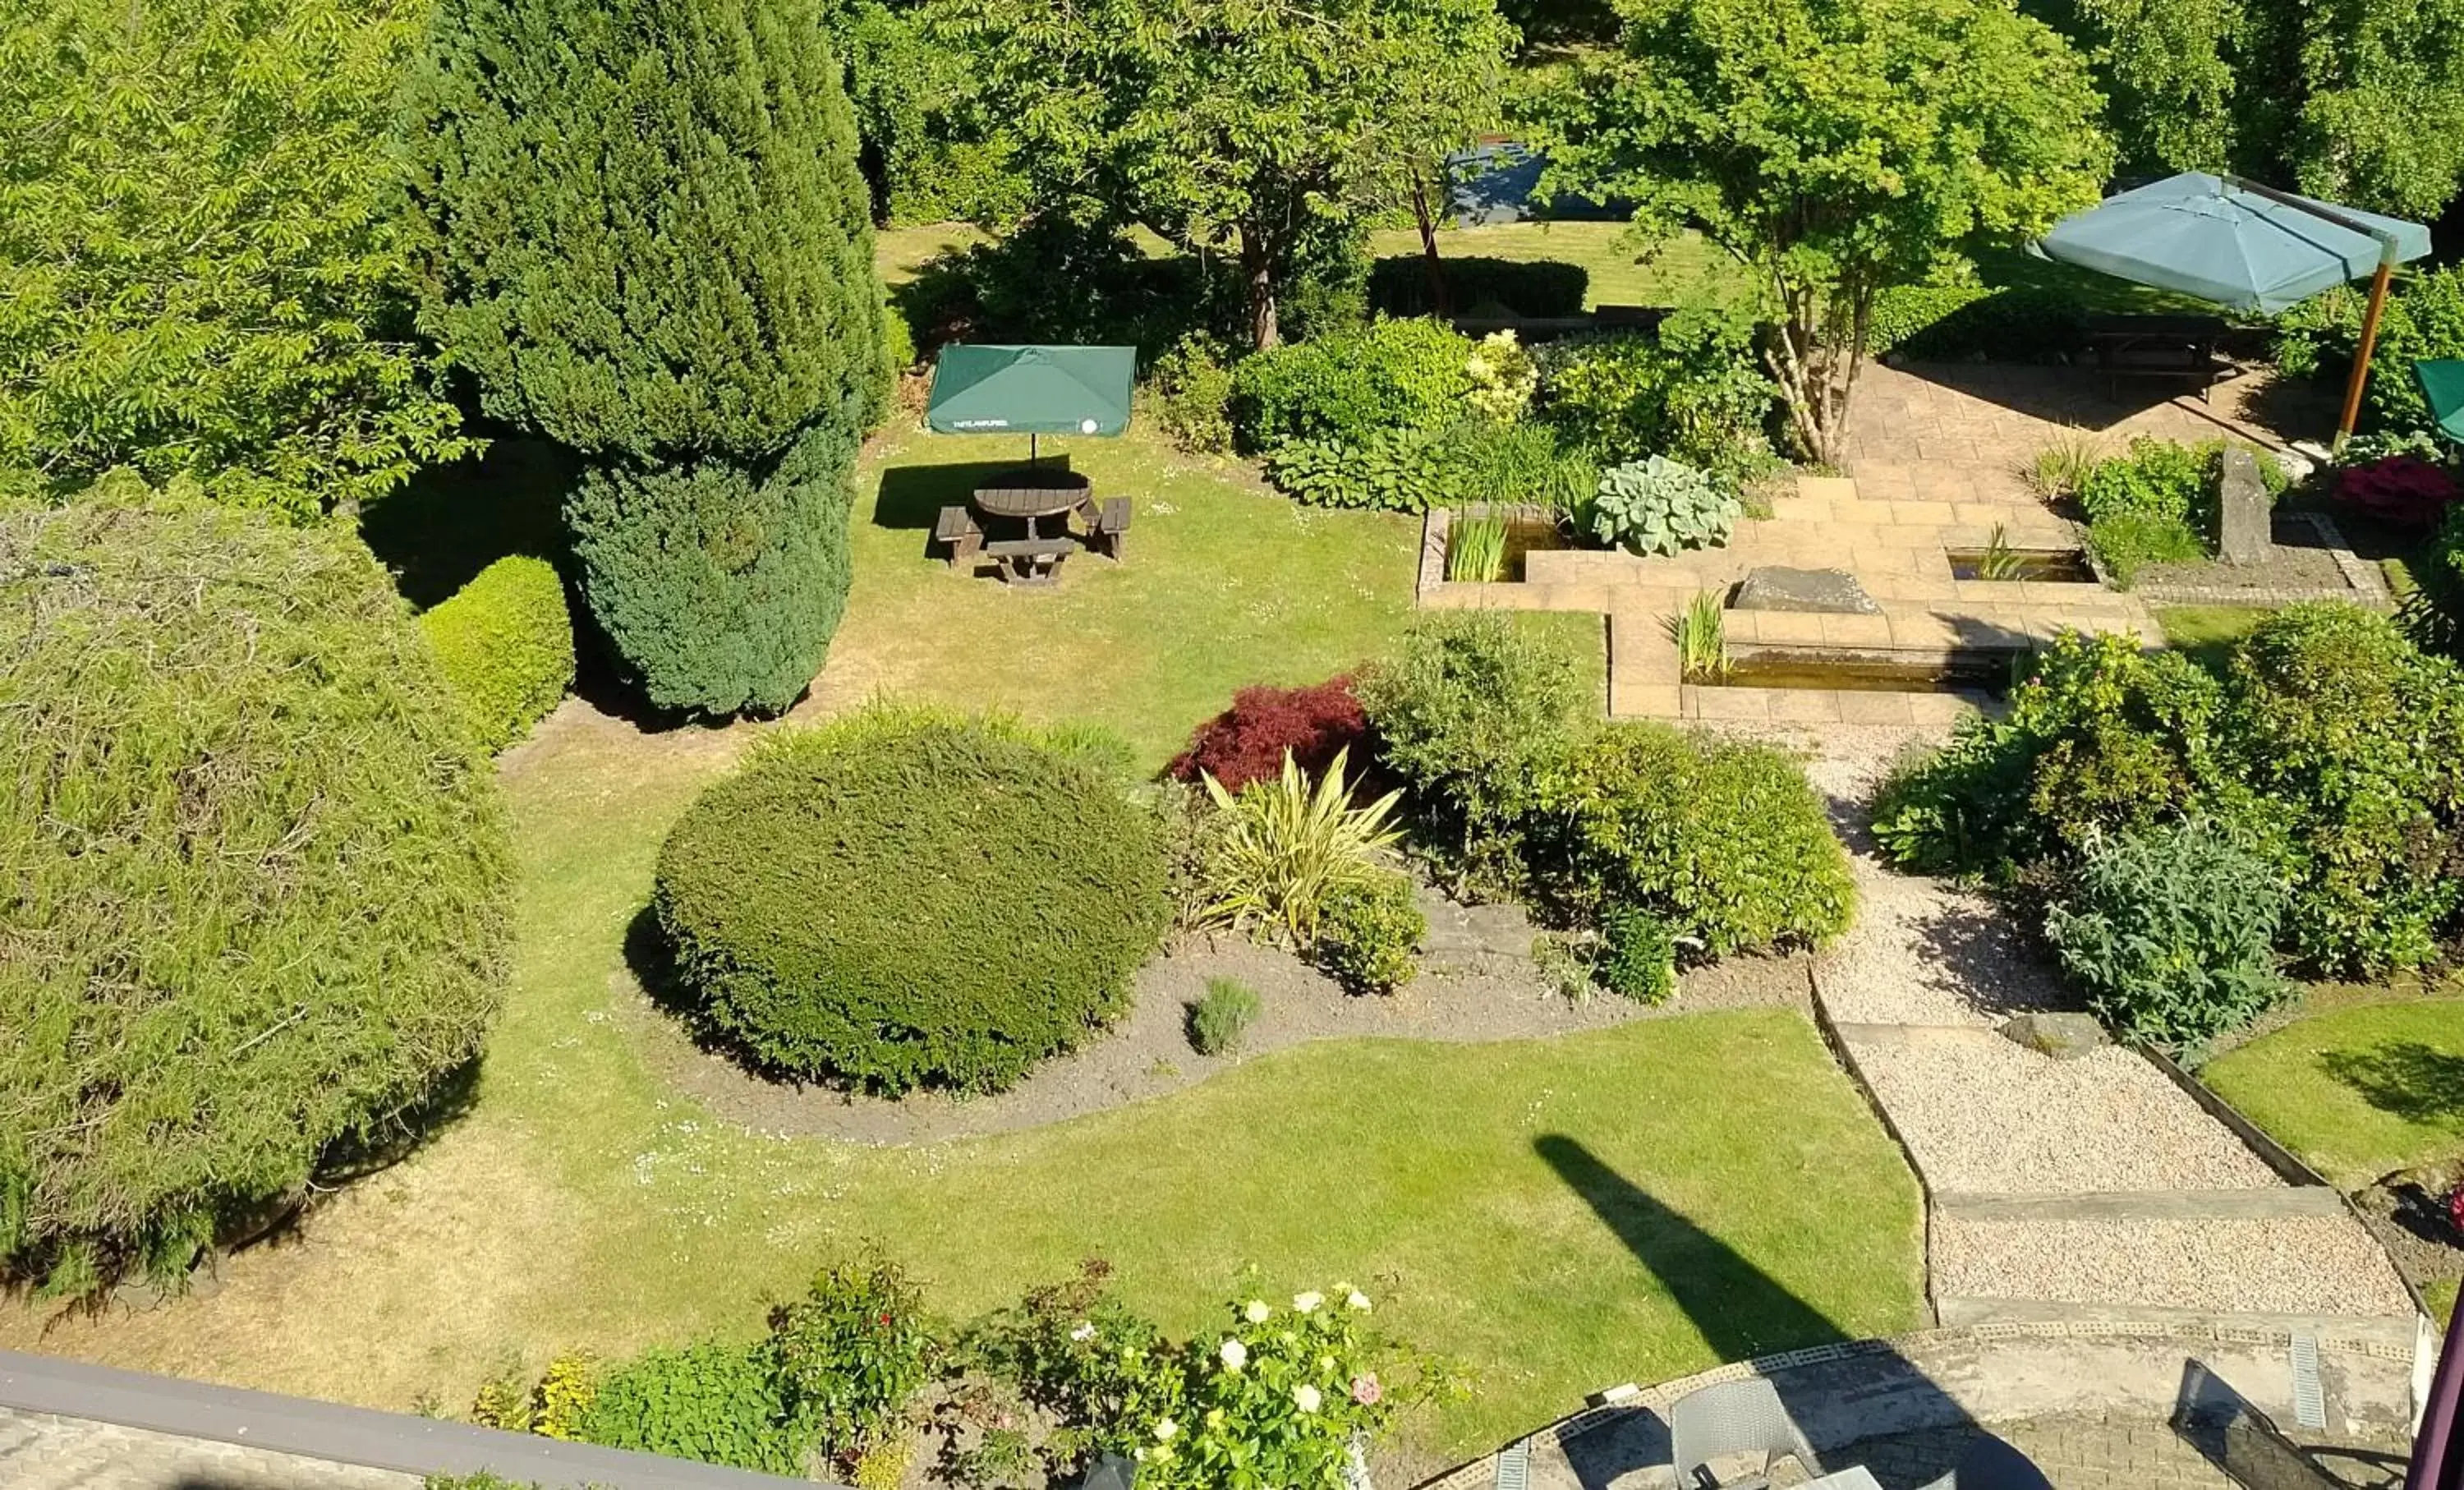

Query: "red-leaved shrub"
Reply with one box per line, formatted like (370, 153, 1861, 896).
(2337, 455, 2462, 530)
(1169, 677, 1368, 793)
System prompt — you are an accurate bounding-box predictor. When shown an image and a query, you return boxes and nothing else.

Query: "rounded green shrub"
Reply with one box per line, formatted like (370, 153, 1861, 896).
(1529, 724, 1856, 955)
(655, 707, 1172, 1092)
(420, 554, 576, 752)
(2044, 816, 2290, 1051)
(1228, 318, 1476, 450)
(0, 474, 513, 1290)
(1311, 871, 1425, 995)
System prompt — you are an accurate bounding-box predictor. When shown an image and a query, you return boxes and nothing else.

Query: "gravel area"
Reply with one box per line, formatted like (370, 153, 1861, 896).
(1933, 1213, 2416, 1317)
(1850, 1036, 2282, 1193)
(1817, 870, 2073, 1027)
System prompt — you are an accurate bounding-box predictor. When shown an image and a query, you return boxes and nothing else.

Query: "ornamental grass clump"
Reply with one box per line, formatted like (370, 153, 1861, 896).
(0, 474, 513, 1293)
(655, 706, 1170, 1092)
(1198, 747, 1404, 945)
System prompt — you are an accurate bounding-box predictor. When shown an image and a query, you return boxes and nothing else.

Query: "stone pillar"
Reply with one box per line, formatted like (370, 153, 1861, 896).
(2218, 447, 2274, 566)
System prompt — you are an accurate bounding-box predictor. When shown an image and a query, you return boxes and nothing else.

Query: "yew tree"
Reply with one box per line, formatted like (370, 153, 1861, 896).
(1547, 0, 2112, 463)
(941, 0, 1515, 349)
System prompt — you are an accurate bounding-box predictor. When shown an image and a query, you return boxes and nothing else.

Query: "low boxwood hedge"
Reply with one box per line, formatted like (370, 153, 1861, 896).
(419, 554, 575, 752)
(655, 707, 1172, 1092)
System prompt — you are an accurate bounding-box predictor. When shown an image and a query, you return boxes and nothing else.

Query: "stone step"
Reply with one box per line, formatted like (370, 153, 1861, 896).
(1933, 1189, 2351, 1223)
(1933, 1295, 2423, 1346)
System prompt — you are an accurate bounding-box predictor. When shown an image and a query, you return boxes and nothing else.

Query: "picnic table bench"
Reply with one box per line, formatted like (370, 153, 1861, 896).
(931, 470, 1129, 582)
(2084, 311, 2231, 401)
(981, 535, 1078, 586)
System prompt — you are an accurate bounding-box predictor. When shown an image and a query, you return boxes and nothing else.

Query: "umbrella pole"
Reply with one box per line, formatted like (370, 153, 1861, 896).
(2339, 258, 2396, 445)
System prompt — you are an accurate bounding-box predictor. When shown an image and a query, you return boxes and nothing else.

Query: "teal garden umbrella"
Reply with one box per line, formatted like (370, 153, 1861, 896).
(925, 344, 1137, 464)
(2039, 172, 2431, 438)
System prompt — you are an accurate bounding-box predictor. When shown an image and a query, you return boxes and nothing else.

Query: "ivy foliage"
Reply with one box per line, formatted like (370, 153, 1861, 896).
(0, 0, 471, 518)
(0, 473, 513, 1292)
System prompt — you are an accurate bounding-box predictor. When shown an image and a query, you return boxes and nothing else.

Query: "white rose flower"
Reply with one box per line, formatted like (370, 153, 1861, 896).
(1155, 1419, 1179, 1442)
(1069, 1322, 1097, 1342)
(1294, 1384, 1323, 1414)
(1346, 1290, 1372, 1312)
(1293, 1290, 1324, 1313)
(1220, 1337, 1248, 1372)
(1243, 1299, 1271, 1323)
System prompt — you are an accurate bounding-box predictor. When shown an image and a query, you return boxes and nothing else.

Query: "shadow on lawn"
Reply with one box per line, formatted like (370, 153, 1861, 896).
(874, 456, 1074, 532)
(1535, 1134, 1846, 1364)
(2322, 1042, 2464, 1129)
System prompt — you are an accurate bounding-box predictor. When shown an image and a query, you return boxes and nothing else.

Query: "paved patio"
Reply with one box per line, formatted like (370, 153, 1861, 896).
(1418, 361, 2345, 723)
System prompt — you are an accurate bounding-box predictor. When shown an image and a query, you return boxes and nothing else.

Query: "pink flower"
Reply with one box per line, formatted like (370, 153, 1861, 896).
(1350, 1373, 1383, 1406)
(2448, 1182, 2464, 1238)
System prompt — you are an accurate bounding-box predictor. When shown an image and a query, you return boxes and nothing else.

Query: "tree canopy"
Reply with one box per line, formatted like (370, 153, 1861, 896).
(401, 0, 885, 715)
(940, 0, 1516, 348)
(0, 0, 470, 520)
(1546, 0, 2112, 463)
(2026, 0, 2464, 218)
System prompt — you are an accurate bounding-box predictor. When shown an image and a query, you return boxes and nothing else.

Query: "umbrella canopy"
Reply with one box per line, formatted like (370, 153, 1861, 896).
(926, 344, 1137, 437)
(2039, 172, 2430, 315)
(2417, 361, 2464, 444)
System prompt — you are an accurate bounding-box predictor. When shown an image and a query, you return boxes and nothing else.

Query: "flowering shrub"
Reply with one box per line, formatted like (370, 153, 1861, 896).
(2448, 1181, 2464, 1239)
(770, 1253, 937, 1456)
(1106, 1287, 1416, 1489)
(2337, 454, 2462, 531)
(1170, 678, 1369, 794)
(1464, 330, 1538, 422)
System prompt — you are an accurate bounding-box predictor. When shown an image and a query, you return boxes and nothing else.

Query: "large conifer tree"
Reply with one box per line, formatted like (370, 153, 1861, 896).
(400, 0, 884, 714)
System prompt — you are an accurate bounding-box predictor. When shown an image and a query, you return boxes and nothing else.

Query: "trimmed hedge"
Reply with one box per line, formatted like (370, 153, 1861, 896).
(1368, 255, 1588, 318)
(420, 554, 576, 752)
(1866, 283, 2086, 360)
(0, 473, 512, 1291)
(655, 707, 1171, 1092)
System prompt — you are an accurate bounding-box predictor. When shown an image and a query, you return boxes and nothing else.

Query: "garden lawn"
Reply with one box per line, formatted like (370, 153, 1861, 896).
(2156, 604, 2275, 673)
(822, 421, 1602, 766)
(1367, 222, 1740, 309)
(2202, 996, 2464, 1189)
(0, 710, 1920, 1469)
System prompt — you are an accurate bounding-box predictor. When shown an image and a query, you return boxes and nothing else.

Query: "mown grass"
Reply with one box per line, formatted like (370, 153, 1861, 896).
(2155, 604, 2277, 673)
(2202, 993, 2464, 1189)
(4, 715, 1921, 1470)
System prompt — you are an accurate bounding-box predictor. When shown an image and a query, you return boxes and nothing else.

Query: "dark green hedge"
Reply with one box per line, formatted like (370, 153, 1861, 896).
(420, 554, 575, 752)
(1, 473, 512, 1292)
(1866, 283, 2086, 360)
(655, 707, 1171, 1092)
(1369, 255, 1588, 318)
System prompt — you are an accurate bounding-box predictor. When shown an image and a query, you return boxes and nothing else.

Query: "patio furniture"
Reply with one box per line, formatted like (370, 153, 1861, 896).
(983, 535, 1078, 586)
(1669, 1378, 1823, 1490)
(1087, 496, 1132, 560)
(934, 505, 985, 570)
(2083, 312, 2229, 402)
(1914, 1433, 2054, 1490)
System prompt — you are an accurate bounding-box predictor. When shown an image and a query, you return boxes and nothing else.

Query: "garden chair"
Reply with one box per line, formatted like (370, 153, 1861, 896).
(1915, 1432, 2054, 1490)
(1669, 1378, 1822, 1489)
(1087, 496, 1131, 560)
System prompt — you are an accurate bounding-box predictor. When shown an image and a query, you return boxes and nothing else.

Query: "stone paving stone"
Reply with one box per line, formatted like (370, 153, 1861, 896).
(0, 1408, 419, 1490)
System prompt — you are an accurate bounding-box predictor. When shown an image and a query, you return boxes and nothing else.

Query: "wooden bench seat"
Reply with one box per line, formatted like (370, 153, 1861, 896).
(934, 505, 984, 568)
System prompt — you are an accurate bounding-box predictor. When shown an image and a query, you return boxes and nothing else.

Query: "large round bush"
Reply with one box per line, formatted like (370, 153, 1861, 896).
(0, 474, 513, 1291)
(655, 709, 1171, 1092)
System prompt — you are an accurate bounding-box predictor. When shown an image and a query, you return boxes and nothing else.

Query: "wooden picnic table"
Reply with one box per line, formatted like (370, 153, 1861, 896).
(968, 469, 1096, 585)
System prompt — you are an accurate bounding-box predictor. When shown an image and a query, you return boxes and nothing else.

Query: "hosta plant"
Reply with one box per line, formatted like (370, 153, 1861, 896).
(1199, 748, 1404, 943)
(1588, 456, 1740, 556)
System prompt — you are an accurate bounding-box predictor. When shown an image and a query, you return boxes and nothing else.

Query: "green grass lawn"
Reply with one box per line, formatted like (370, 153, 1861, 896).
(2155, 604, 2277, 672)
(2, 712, 1921, 1469)
(2202, 995, 2464, 1189)
(824, 421, 1602, 767)
(1367, 222, 1741, 310)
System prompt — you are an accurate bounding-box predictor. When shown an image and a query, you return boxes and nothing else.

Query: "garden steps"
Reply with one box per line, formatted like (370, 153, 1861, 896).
(1932, 1209, 2417, 1320)
(1929, 1295, 2422, 1350)
(1933, 1189, 2353, 1222)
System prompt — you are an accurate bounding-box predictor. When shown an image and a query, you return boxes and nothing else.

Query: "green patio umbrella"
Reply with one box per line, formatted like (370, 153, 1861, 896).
(925, 343, 1137, 464)
(2416, 361, 2464, 444)
(2037, 172, 2431, 439)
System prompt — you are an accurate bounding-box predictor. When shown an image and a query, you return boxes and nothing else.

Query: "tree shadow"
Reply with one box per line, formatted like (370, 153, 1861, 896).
(360, 431, 575, 608)
(2321, 1042, 2464, 1129)
(1534, 1134, 1847, 1366)
(874, 457, 1074, 532)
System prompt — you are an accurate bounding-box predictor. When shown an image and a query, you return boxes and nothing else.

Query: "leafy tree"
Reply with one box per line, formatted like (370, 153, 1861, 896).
(940, 0, 1515, 348)
(0, 473, 512, 1294)
(400, 0, 885, 714)
(0, 0, 471, 520)
(2023, 0, 2464, 218)
(1544, 0, 2111, 464)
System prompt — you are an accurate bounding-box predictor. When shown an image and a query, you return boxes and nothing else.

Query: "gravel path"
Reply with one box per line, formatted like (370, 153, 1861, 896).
(1711, 720, 2418, 1323)
(1851, 1037, 2282, 1193)
(1934, 1214, 2416, 1317)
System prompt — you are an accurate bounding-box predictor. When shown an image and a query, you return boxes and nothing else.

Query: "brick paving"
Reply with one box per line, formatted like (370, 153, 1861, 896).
(1836, 1412, 2407, 1490)
(0, 1406, 420, 1490)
